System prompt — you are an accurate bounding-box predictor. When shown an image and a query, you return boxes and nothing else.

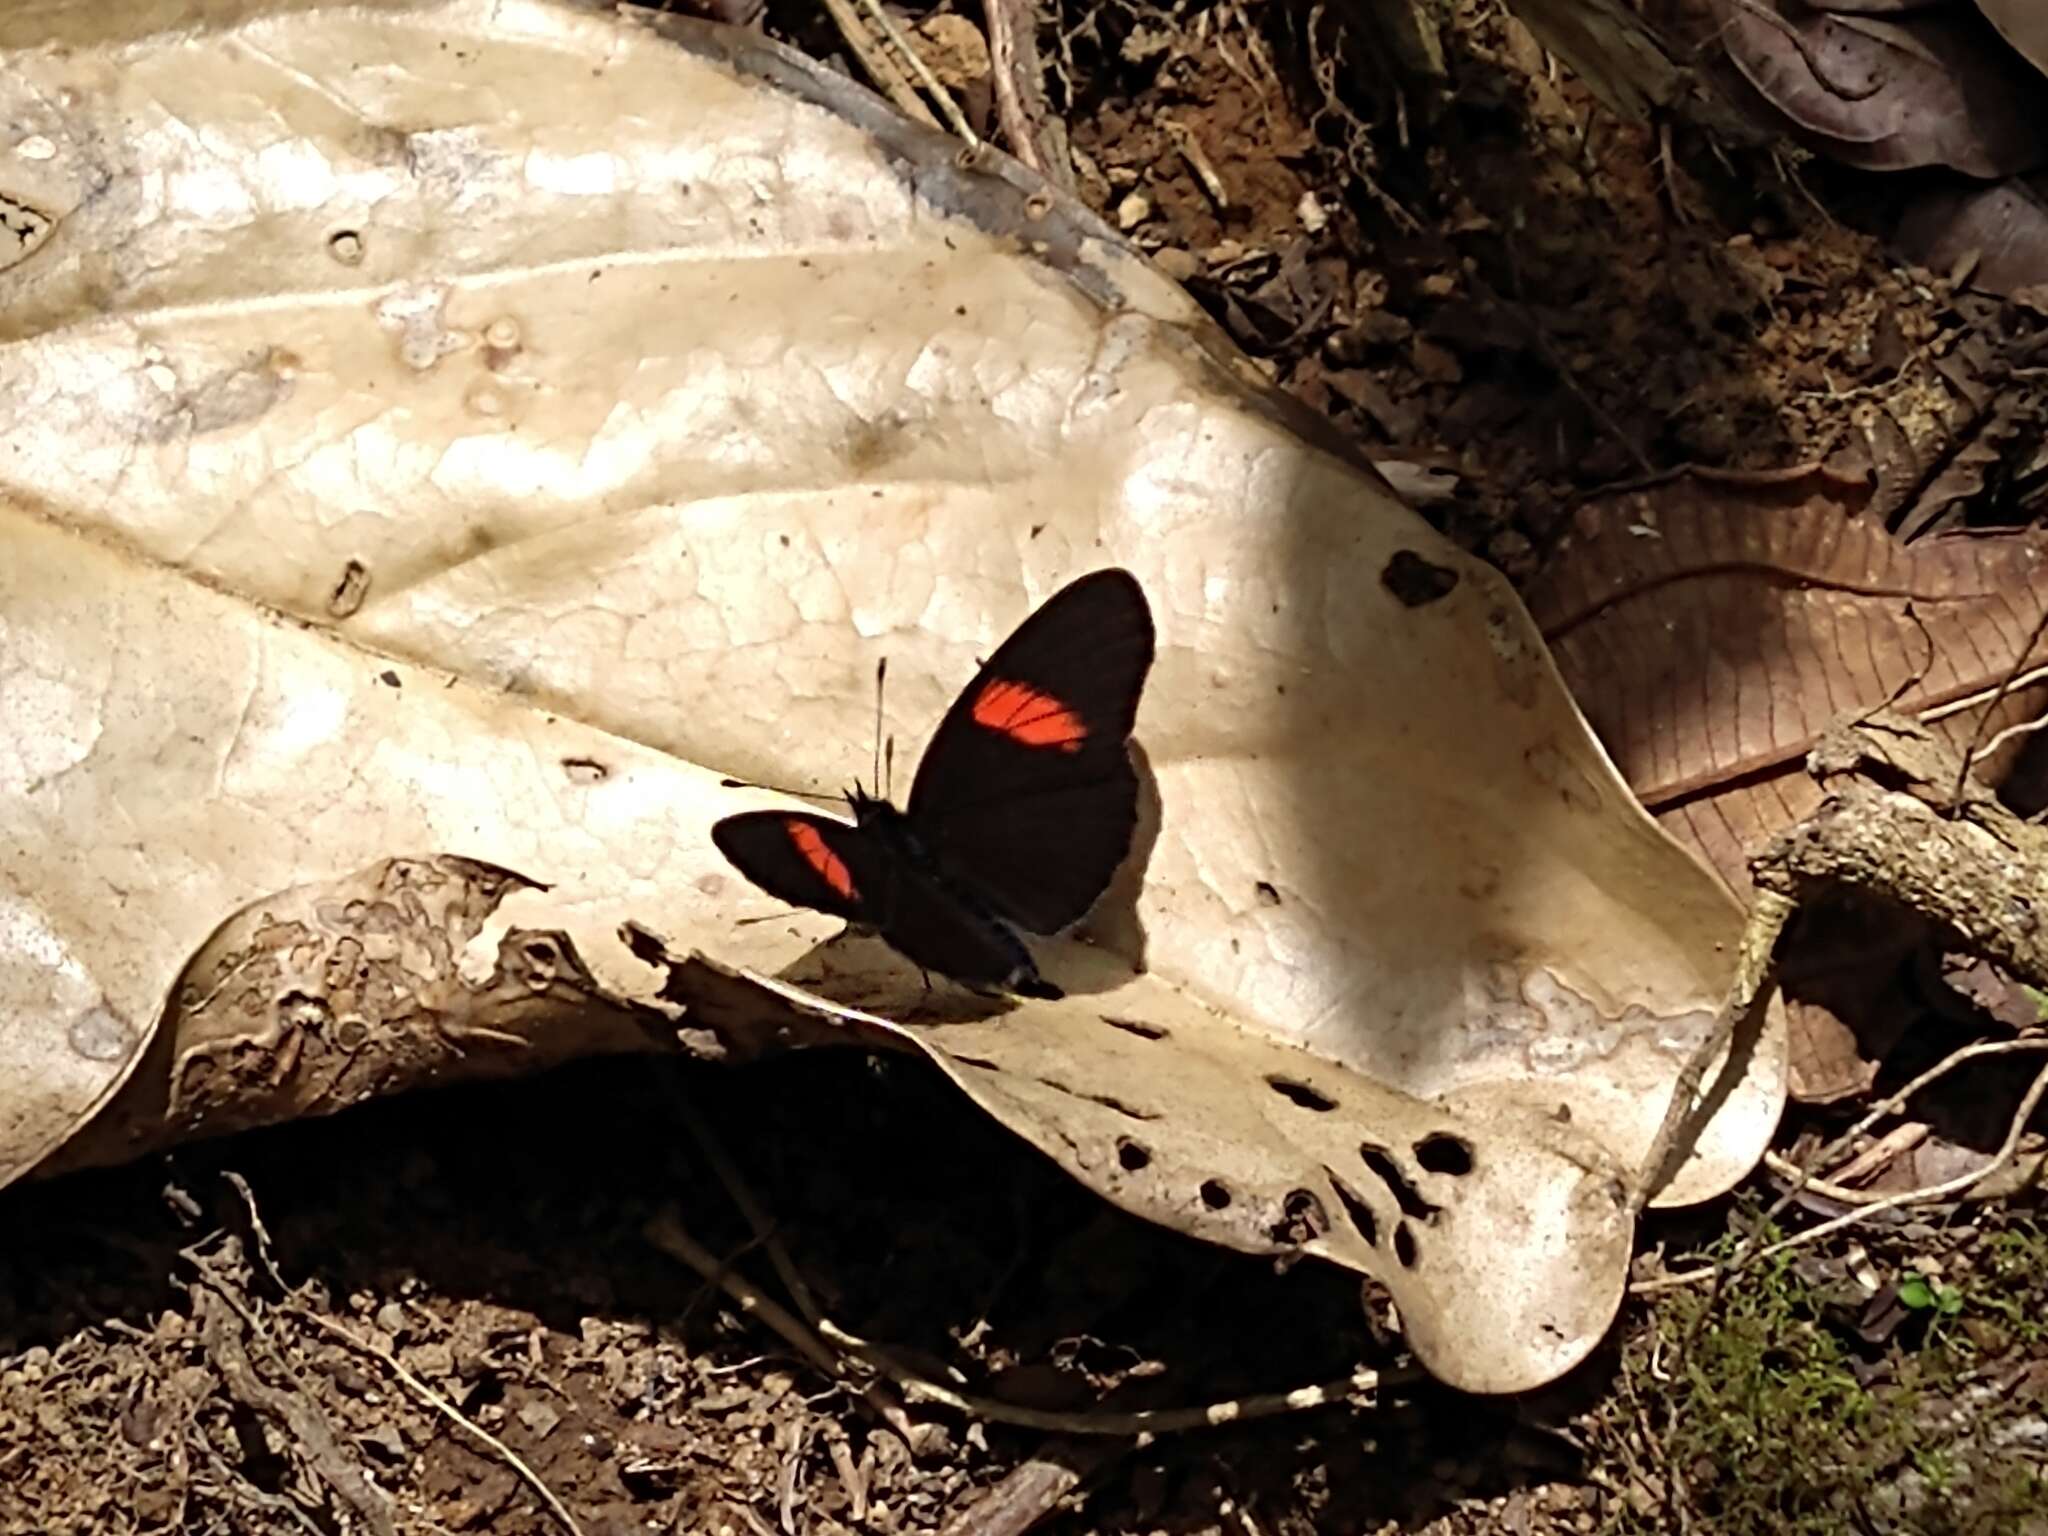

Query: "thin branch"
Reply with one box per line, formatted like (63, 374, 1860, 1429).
(1630, 889, 1793, 1214)
(303, 1313, 586, 1536)
(855, 0, 983, 150)
(644, 1207, 1407, 1435)
(1635, 1039, 2048, 1295)
(671, 1096, 920, 1446)
(1954, 603, 2048, 800)
(819, 0, 940, 129)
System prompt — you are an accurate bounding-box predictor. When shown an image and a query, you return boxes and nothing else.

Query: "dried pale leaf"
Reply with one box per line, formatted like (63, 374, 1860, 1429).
(1718, 0, 2048, 176)
(1976, 0, 2048, 74)
(0, 0, 1783, 1392)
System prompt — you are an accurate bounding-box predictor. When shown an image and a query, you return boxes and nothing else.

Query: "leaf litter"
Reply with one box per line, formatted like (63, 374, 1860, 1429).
(4, 0, 2048, 1533)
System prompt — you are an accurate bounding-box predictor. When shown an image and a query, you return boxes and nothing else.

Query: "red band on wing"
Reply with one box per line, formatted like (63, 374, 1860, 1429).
(971, 678, 1088, 752)
(785, 818, 857, 900)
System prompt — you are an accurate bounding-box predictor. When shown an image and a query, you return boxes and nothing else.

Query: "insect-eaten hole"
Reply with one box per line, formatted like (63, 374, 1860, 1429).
(1323, 1169, 1378, 1248)
(1102, 1015, 1168, 1041)
(1359, 1142, 1441, 1222)
(1270, 1188, 1328, 1245)
(1198, 1179, 1233, 1210)
(1380, 548, 1460, 607)
(1265, 1075, 1337, 1112)
(1414, 1132, 1475, 1176)
(1394, 1221, 1419, 1269)
(1116, 1138, 1151, 1172)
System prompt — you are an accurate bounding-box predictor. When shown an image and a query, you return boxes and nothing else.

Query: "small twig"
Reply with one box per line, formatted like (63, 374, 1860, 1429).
(819, 0, 940, 129)
(672, 1098, 920, 1446)
(222, 1171, 287, 1292)
(188, 1417, 329, 1536)
(1631, 889, 1794, 1215)
(1163, 118, 1229, 212)
(856, 0, 984, 150)
(1760, 1119, 1932, 1205)
(304, 1313, 586, 1536)
(673, 1099, 825, 1327)
(645, 1208, 1406, 1435)
(1825, 1119, 1931, 1186)
(1636, 1039, 2048, 1296)
(1954, 603, 2048, 800)
(192, 1283, 398, 1536)
(986, 0, 1045, 173)
(827, 1438, 869, 1523)
(939, 1439, 1129, 1536)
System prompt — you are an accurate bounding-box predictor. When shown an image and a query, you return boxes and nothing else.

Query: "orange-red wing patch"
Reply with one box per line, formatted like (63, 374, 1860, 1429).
(785, 818, 857, 900)
(970, 678, 1088, 752)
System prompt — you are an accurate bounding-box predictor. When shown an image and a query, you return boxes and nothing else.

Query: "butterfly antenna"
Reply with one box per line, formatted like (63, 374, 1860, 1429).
(872, 657, 889, 797)
(884, 735, 896, 801)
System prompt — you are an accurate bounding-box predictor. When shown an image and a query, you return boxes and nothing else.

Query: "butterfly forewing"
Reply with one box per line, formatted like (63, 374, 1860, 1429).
(907, 569, 1155, 933)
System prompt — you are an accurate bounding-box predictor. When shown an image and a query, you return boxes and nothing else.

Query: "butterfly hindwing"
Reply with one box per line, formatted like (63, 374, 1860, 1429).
(711, 811, 885, 924)
(907, 569, 1155, 934)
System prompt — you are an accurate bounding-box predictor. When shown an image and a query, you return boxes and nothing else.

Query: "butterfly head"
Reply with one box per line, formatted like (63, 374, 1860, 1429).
(845, 781, 882, 823)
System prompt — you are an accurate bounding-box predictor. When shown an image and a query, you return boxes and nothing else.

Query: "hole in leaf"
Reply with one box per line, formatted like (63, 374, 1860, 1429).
(1265, 1075, 1337, 1111)
(1102, 1015, 1168, 1040)
(1323, 1169, 1378, 1247)
(1270, 1189, 1328, 1244)
(1394, 1221, 1418, 1269)
(1414, 1132, 1474, 1176)
(1199, 1179, 1232, 1210)
(1360, 1143, 1441, 1222)
(1116, 1138, 1151, 1171)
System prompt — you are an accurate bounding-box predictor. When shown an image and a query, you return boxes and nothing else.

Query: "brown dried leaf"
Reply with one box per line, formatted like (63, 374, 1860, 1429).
(1718, 0, 2048, 176)
(1895, 174, 2048, 299)
(1530, 474, 2048, 1097)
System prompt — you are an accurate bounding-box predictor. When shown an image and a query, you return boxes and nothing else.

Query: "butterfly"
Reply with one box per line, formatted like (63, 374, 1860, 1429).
(711, 568, 1155, 1001)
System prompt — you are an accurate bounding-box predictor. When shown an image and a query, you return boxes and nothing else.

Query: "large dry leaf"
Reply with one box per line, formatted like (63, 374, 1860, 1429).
(0, 0, 1784, 1393)
(1895, 175, 2048, 299)
(1529, 474, 2048, 1095)
(1715, 0, 2048, 176)
(1976, 0, 2048, 75)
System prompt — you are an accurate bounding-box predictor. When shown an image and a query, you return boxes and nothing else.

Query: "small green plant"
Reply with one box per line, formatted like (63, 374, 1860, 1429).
(1898, 1271, 1965, 1344)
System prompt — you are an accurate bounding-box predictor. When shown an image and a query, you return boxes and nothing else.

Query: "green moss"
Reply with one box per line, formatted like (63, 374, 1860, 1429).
(1604, 1216, 2048, 1535)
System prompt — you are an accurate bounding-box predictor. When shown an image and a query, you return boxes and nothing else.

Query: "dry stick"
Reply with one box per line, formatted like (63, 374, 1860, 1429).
(1953, 603, 2048, 798)
(939, 1440, 1131, 1536)
(1635, 1037, 2048, 1296)
(303, 1314, 586, 1536)
(854, 0, 984, 150)
(985, 0, 1044, 172)
(645, 1207, 1406, 1435)
(670, 1098, 921, 1446)
(1629, 889, 1795, 1217)
(818, 0, 939, 129)
(216, 1169, 586, 1534)
(191, 1283, 398, 1536)
(671, 1097, 913, 1449)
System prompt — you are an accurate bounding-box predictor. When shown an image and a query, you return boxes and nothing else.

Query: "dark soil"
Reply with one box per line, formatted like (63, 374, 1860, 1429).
(7, 2, 2047, 1534)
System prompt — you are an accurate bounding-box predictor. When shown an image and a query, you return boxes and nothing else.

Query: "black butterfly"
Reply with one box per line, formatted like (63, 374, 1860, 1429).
(712, 569, 1155, 1000)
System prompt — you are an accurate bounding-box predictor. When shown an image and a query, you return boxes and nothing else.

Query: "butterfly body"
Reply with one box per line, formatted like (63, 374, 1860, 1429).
(712, 569, 1155, 1001)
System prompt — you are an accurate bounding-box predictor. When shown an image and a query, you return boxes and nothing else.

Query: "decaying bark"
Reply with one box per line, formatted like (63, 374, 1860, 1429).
(1755, 712, 2048, 990)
